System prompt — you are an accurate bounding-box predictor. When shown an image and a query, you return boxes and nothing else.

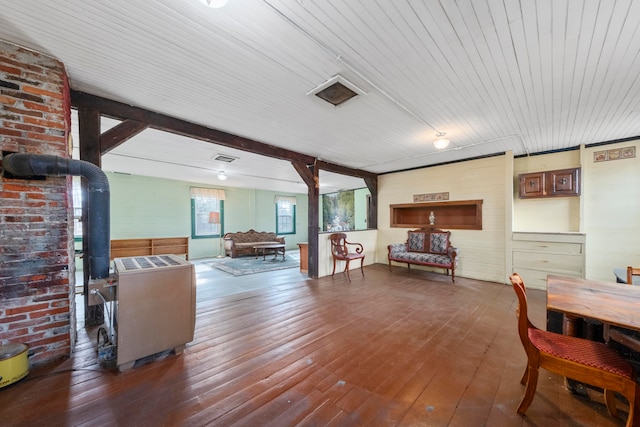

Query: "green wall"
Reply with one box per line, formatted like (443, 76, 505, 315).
(354, 187, 371, 230)
(105, 173, 308, 259)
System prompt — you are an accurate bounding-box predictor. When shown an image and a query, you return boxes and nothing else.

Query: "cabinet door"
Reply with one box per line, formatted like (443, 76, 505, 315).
(519, 172, 545, 198)
(548, 168, 580, 196)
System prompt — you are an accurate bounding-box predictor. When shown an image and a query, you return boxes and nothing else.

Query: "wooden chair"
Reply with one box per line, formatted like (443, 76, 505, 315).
(604, 266, 640, 356)
(628, 266, 640, 285)
(329, 233, 365, 281)
(509, 273, 639, 427)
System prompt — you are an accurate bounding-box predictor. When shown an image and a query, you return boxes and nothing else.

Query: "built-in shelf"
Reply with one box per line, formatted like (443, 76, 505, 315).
(390, 199, 483, 230)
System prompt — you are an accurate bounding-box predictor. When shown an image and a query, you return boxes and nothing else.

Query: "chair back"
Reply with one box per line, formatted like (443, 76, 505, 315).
(627, 266, 640, 285)
(509, 273, 537, 356)
(330, 233, 349, 258)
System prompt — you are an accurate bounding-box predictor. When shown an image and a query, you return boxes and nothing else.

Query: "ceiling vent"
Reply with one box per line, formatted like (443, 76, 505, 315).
(212, 153, 238, 163)
(307, 75, 366, 107)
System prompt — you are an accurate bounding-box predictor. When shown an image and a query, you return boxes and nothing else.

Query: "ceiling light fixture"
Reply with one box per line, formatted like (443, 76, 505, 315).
(199, 0, 228, 8)
(434, 132, 450, 150)
(217, 171, 227, 180)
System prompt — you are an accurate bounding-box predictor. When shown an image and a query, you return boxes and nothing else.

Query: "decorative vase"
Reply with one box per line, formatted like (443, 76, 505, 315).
(429, 211, 435, 225)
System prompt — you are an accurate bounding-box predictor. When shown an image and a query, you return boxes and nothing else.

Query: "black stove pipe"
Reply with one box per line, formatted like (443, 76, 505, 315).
(2, 153, 110, 279)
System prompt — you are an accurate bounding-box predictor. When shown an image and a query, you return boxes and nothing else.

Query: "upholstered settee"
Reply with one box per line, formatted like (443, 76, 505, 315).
(388, 228, 459, 282)
(223, 229, 285, 258)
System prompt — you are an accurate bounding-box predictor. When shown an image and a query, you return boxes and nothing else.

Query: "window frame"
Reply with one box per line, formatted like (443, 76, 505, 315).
(191, 196, 224, 239)
(275, 199, 296, 235)
(72, 177, 83, 241)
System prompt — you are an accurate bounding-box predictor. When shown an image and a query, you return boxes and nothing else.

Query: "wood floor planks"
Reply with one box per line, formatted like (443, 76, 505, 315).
(0, 262, 629, 426)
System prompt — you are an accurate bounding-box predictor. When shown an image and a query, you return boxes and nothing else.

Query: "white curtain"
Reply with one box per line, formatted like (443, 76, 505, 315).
(274, 195, 296, 205)
(190, 187, 226, 200)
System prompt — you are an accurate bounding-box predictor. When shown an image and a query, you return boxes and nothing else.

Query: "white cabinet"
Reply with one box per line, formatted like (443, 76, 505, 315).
(512, 232, 586, 290)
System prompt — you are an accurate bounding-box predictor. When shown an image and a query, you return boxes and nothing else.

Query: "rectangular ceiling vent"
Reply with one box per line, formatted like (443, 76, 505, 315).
(307, 75, 366, 107)
(212, 153, 238, 163)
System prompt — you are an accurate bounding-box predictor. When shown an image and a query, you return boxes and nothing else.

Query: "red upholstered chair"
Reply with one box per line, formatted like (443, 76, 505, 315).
(603, 266, 640, 358)
(329, 233, 364, 281)
(509, 273, 639, 427)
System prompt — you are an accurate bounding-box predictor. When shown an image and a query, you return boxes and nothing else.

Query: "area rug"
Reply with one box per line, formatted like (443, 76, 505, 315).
(211, 255, 299, 276)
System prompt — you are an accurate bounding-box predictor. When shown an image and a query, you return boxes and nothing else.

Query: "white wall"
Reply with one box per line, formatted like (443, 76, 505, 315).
(583, 140, 640, 280)
(318, 229, 377, 278)
(513, 150, 581, 232)
(377, 155, 509, 283)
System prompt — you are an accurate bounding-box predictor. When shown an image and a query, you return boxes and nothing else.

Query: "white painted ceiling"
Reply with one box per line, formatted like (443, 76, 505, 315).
(2, 0, 640, 194)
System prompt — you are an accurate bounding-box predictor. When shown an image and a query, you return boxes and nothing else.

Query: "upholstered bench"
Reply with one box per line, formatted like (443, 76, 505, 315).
(223, 229, 285, 258)
(388, 228, 459, 282)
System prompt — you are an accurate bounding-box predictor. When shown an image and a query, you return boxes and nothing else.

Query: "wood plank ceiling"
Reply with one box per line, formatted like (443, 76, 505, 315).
(1, 0, 640, 193)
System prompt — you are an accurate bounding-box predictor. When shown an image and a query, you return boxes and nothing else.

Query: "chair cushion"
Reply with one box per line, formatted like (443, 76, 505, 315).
(529, 328, 634, 378)
(341, 253, 364, 260)
(407, 231, 427, 252)
(429, 232, 449, 254)
(389, 251, 452, 266)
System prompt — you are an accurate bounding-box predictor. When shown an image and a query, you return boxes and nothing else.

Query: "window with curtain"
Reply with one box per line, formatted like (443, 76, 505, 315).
(275, 195, 296, 235)
(190, 187, 226, 239)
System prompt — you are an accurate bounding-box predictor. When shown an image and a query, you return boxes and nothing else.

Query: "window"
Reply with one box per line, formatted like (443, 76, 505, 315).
(275, 195, 296, 235)
(190, 188, 226, 239)
(72, 177, 83, 239)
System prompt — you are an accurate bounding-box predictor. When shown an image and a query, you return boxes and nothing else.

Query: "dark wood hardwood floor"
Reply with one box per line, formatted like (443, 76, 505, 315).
(1, 261, 629, 426)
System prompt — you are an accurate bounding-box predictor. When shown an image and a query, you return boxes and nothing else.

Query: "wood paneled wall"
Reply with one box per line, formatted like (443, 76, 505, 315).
(377, 155, 509, 284)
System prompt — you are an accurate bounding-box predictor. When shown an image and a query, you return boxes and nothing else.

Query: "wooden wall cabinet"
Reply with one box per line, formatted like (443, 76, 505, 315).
(390, 199, 482, 230)
(519, 172, 545, 197)
(519, 167, 580, 198)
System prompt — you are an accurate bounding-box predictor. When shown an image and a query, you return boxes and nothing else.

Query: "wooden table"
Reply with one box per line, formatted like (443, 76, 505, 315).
(253, 243, 285, 261)
(547, 274, 640, 336)
(547, 274, 640, 392)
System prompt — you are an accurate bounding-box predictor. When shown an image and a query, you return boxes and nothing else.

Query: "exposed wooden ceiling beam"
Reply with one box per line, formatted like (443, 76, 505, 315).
(100, 119, 148, 154)
(316, 159, 377, 181)
(71, 90, 316, 164)
(291, 161, 318, 189)
(72, 91, 379, 182)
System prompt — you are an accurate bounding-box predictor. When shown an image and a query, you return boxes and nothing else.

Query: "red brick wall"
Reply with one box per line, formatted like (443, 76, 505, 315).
(0, 40, 76, 365)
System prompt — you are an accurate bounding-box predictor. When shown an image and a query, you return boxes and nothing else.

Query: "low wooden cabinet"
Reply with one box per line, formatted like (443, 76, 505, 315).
(519, 167, 580, 198)
(110, 237, 189, 260)
(511, 232, 585, 290)
(390, 200, 482, 230)
(297, 242, 308, 273)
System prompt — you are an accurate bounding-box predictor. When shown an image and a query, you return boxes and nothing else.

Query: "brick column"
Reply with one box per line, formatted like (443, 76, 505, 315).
(0, 40, 76, 365)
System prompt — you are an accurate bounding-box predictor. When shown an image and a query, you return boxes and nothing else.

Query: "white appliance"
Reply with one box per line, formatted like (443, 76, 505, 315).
(92, 254, 196, 372)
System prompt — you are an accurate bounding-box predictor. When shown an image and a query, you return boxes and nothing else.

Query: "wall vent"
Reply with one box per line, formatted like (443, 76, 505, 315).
(307, 75, 366, 107)
(212, 154, 238, 163)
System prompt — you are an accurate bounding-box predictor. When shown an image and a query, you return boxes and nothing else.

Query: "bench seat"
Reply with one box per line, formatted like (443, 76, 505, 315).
(388, 228, 459, 282)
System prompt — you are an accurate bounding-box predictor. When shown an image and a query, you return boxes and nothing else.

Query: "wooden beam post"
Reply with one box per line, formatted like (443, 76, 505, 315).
(292, 161, 319, 278)
(364, 176, 378, 228)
